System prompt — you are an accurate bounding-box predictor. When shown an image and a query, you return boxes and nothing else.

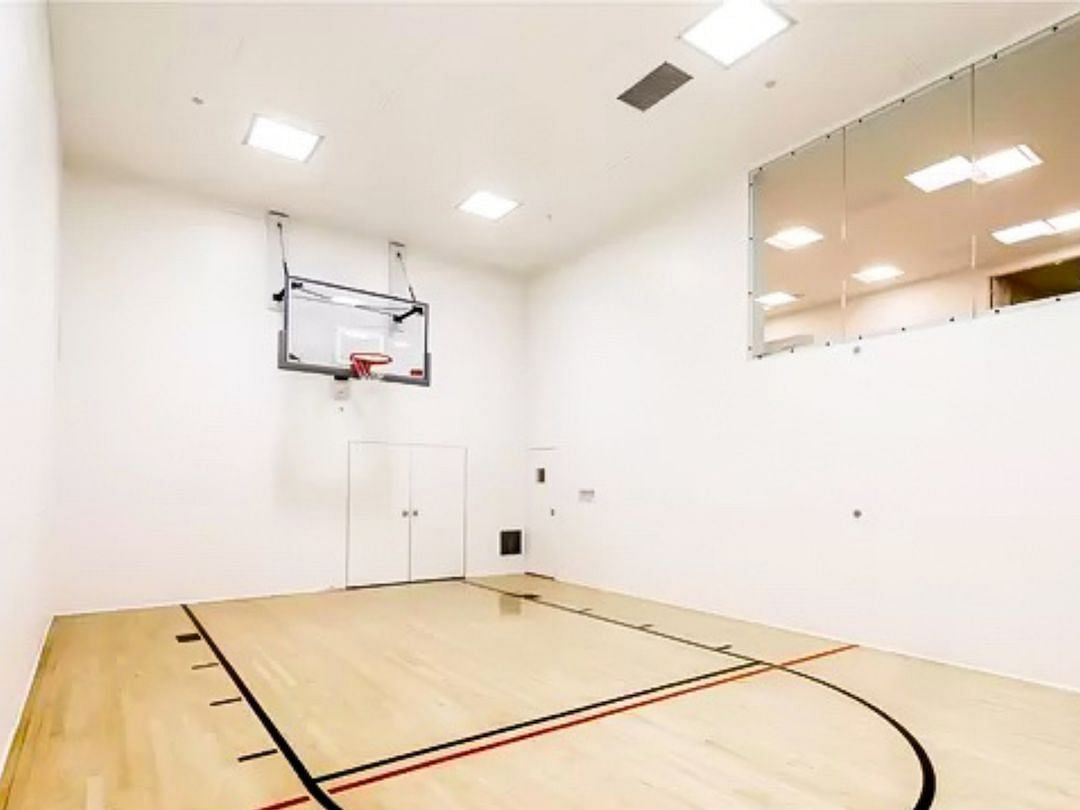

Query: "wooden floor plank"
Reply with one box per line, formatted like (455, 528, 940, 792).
(0, 607, 301, 810)
(192, 581, 729, 776)
(2, 576, 1077, 810)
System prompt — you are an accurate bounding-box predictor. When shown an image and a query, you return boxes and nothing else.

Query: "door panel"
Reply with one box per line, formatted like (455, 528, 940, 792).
(527, 449, 558, 577)
(347, 443, 411, 586)
(409, 446, 466, 580)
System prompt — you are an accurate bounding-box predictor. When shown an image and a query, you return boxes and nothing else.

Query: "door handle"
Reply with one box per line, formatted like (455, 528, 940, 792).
(401, 509, 409, 518)
(412, 509, 419, 517)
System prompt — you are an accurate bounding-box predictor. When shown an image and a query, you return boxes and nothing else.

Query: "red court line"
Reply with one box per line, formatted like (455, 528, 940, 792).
(324, 643, 855, 799)
(255, 798, 310, 810)
(252, 642, 856, 810)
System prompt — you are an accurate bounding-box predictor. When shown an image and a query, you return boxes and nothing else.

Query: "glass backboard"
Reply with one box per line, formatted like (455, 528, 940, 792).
(279, 276, 431, 386)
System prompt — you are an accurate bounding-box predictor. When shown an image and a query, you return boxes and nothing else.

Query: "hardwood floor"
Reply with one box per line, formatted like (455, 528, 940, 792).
(2, 575, 1078, 810)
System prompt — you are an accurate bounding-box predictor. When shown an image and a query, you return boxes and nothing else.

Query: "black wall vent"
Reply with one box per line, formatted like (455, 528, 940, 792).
(500, 529, 523, 556)
(618, 62, 693, 112)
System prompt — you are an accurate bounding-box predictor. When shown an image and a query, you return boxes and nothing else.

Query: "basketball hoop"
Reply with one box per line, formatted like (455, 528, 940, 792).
(349, 351, 393, 379)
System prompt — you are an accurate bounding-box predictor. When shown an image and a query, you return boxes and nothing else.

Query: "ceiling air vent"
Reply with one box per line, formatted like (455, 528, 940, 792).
(617, 62, 693, 112)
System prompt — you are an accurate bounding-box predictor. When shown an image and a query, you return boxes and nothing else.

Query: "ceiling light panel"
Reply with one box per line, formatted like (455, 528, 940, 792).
(905, 155, 973, 193)
(764, 225, 823, 251)
(244, 115, 321, 162)
(852, 264, 904, 284)
(1048, 210, 1080, 234)
(681, 0, 792, 67)
(991, 219, 1055, 245)
(973, 144, 1042, 183)
(458, 190, 520, 221)
(755, 291, 798, 308)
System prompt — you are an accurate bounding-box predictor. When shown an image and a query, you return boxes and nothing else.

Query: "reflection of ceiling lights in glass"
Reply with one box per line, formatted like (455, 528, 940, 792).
(905, 156, 973, 192)
(992, 219, 1055, 245)
(755, 291, 799, 308)
(973, 144, 1042, 183)
(993, 209, 1080, 245)
(907, 145, 1043, 192)
(764, 225, 823, 250)
(681, 0, 792, 67)
(1048, 210, 1080, 234)
(852, 264, 904, 284)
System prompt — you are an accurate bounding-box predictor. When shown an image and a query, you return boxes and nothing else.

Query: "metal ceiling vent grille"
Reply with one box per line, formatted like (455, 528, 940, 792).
(617, 62, 693, 111)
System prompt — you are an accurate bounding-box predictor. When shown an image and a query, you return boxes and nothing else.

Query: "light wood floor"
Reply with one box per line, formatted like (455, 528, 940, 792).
(2, 575, 1078, 810)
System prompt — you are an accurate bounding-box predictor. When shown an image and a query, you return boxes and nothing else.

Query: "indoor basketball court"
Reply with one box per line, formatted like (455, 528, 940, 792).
(3, 2, 1080, 809)
(4, 576, 1078, 809)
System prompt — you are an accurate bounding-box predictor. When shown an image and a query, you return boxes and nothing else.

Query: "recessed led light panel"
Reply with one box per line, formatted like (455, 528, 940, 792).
(991, 219, 1055, 245)
(682, 0, 792, 67)
(973, 144, 1042, 183)
(905, 155, 973, 192)
(764, 226, 823, 251)
(244, 115, 321, 162)
(458, 190, 520, 221)
(1048, 210, 1080, 234)
(852, 264, 904, 284)
(755, 291, 799, 308)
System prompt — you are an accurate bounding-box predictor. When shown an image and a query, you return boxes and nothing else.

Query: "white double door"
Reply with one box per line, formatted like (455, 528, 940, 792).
(347, 443, 466, 586)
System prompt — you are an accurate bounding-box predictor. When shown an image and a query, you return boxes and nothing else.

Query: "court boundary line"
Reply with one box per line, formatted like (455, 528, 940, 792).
(187, 589, 748, 810)
(464, 579, 937, 810)
(251, 642, 859, 809)
(313, 660, 757, 784)
(344, 575, 463, 591)
(180, 604, 345, 810)
(188, 577, 934, 810)
(318, 642, 857, 799)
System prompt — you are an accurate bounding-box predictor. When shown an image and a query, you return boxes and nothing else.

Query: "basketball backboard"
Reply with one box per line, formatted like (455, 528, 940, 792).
(278, 276, 431, 385)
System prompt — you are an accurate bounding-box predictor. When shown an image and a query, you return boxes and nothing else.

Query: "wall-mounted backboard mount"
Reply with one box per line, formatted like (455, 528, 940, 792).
(278, 276, 431, 385)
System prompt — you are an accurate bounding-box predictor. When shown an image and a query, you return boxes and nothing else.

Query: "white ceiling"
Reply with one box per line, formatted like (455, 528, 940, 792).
(49, 2, 1077, 273)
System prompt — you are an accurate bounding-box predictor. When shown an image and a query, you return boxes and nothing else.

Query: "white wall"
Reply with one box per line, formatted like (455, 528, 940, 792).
(0, 0, 60, 763)
(527, 175, 1080, 691)
(54, 170, 527, 614)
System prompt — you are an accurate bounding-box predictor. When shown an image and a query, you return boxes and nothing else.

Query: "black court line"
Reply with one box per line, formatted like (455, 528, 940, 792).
(467, 580, 731, 654)
(463, 579, 937, 810)
(183, 582, 751, 802)
(210, 697, 243, 707)
(344, 575, 463, 591)
(313, 660, 754, 784)
(181, 604, 345, 810)
(721, 647, 937, 810)
(191, 661, 220, 670)
(238, 748, 278, 763)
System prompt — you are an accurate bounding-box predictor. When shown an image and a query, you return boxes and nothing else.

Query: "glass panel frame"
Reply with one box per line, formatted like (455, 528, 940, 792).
(748, 13, 1080, 358)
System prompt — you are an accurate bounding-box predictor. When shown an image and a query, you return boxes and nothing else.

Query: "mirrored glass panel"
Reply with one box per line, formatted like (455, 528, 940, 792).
(974, 22, 1080, 310)
(750, 14, 1079, 355)
(751, 133, 844, 354)
(842, 68, 975, 340)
